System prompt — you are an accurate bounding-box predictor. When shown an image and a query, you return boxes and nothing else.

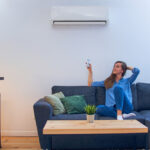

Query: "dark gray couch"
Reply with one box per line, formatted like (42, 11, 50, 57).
(33, 82, 150, 150)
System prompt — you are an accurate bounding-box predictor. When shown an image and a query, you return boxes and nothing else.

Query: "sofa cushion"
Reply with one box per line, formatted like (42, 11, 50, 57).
(51, 114, 87, 120)
(51, 113, 116, 120)
(124, 111, 145, 124)
(139, 110, 150, 119)
(51, 114, 115, 120)
(95, 111, 145, 124)
(52, 86, 96, 105)
(95, 114, 115, 120)
(50, 112, 144, 122)
(136, 82, 150, 111)
(60, 95, 87, 114)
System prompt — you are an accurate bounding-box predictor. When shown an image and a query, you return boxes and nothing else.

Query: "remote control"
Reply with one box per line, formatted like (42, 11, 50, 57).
(86, 59, 90, 68)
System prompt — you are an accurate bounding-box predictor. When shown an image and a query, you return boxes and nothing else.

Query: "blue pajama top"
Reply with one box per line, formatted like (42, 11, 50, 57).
(91, 68, 140, 107)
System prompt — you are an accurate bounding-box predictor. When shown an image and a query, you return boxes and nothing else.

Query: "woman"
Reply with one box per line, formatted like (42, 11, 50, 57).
(86, 61, 140, 120)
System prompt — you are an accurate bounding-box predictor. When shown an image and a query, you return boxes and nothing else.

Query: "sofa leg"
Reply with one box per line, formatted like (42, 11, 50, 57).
(49, 136, 52, 150)
(45, 135, 52, 150)
(133, 134, 137, 150)
(145, 133, 149, 150)
(40, 135, 52, 150)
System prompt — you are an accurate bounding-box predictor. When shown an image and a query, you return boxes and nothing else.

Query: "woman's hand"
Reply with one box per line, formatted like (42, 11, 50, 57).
(86, 63, 93, 86)
(127, 66, 133, 70)
(86, 63, 92, 73)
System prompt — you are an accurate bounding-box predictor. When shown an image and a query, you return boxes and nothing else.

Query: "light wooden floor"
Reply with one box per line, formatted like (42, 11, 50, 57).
(1, 136, 41, 149)
(1, 136, 145, 150)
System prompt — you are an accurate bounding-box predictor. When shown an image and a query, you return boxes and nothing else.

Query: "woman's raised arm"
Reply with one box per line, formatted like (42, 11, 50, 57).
(86, 63, 105, 87)
(127, 67, 140, 84)
(87, 64, 93, 86)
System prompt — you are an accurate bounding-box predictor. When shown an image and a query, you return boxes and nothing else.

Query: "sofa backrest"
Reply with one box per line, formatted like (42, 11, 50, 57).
(136, 82, 150, 111)
(95, 87, 105, 106)
(131, 84, 138, 111)
(51, 85, 138, 111)
(52, 86, 96, 105)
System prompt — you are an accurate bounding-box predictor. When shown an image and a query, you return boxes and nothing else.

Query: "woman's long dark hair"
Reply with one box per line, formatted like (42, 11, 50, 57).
(104, 61, 127, 89)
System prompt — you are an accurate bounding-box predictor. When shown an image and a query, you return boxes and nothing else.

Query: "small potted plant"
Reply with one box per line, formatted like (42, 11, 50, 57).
(84, 105, 97, 123)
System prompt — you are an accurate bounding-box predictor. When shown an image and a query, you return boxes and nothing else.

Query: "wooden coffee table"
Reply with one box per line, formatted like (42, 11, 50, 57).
(43, 120, 148, 150)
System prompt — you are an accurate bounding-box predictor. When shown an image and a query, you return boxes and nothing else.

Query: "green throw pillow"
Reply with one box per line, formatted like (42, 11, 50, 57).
(44, 94, 65, 115)
(60, 95, 87, 114)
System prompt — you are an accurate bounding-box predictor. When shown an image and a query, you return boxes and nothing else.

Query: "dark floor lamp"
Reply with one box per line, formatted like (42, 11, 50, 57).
(0, 77, 4, 148)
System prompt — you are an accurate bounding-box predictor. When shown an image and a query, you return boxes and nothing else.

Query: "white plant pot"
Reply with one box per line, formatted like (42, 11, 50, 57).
(86, 114, 95, 123)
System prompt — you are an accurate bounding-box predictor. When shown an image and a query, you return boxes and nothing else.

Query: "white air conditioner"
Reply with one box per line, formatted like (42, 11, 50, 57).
(49, 6, 108, 25)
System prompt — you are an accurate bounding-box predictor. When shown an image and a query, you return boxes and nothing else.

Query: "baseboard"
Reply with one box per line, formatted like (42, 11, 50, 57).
(1, 130, 38, 136)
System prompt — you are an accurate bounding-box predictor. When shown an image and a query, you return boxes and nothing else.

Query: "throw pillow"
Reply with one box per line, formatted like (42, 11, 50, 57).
(60, 95, 87, 114)
(44, 94, 65, 115)
(53, 91, 65, 99)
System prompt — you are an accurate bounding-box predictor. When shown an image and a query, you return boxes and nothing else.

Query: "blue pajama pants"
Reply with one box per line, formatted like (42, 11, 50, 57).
(96, 86, 134, 118)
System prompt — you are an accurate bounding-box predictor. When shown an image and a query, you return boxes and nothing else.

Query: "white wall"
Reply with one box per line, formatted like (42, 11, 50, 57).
(0, 0, 150, 136)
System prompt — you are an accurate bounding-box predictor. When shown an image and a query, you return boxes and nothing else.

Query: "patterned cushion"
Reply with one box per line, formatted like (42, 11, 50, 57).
(60, 95, 87, 114)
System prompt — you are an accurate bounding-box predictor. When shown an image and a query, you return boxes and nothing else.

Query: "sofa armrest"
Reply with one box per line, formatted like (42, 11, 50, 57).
(33, 98, 53, 149)
(33, 98, 53, 129)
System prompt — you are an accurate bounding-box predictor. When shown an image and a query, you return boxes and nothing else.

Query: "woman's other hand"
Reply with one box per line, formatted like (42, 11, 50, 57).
(127, 66, 133, 70)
